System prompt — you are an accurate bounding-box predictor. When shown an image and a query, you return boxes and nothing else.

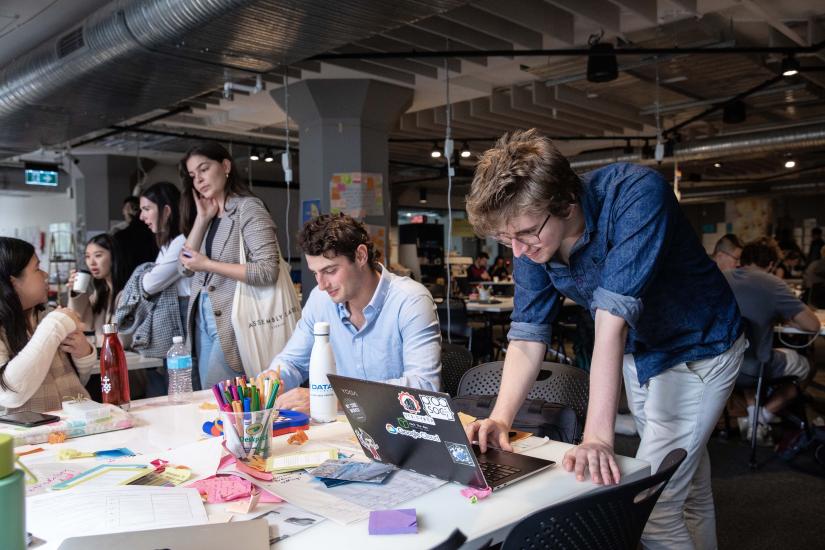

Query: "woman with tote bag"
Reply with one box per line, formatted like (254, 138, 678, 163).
(178, 142, 296, 389)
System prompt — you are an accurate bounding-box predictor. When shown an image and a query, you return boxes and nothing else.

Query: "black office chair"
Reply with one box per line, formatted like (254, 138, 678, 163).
(436, 298, 489, 358)
(440, 342, 475, 397)
(500, 448, 687, 550)
(457, 361, 589, 433)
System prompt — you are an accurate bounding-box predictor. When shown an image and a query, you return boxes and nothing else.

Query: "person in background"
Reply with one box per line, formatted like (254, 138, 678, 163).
(110, 196, 140, 234)
(724, 240, 820, 445)
(68, 233, 129, 343)
(0, 237, 97, 412)
(489, 255, 510, 280)
(467, 251, 491, 282)
(808, 227, 824, 264)
(464, 129, 743, 550)
(711, 233, 743, 272)
(774, 249, 803, 279)
(112, 196, 158, 278)
(139, 182, 190, 330)
(265, 214, 441, 413)
(178, 142, 281, 390)
(803, 245, 825, 290)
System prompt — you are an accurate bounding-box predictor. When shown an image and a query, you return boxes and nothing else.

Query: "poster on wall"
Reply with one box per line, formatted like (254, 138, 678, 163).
(302, 199, 321, 225)
(727, 198, 772, 243)
(330, 173, 384, 218)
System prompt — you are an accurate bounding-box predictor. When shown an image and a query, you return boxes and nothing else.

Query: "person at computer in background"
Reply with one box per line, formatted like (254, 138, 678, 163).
(264, 214, 441, 413)
(711, 233, 743, 272)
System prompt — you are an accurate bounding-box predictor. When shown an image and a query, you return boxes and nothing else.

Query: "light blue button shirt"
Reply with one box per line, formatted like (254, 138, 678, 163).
(268, 265, 441, 392)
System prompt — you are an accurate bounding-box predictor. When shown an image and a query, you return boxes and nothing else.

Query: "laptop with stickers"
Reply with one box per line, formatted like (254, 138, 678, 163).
(328, 375, 554, 491)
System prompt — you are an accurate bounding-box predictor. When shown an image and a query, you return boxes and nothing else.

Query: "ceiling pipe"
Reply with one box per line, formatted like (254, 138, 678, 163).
(569, 122, 825, 171)
(0, 0, 252, 118)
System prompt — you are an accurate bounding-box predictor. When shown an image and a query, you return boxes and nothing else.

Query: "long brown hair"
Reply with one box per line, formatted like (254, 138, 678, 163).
(140, 182, 182, 248)
(178, 142, 254, 234)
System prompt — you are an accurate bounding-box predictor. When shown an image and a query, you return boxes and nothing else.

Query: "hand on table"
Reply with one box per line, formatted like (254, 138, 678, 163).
(464, 416, 513, 453)
(563, 438, 621, 485)
(275, 387, 309, 414)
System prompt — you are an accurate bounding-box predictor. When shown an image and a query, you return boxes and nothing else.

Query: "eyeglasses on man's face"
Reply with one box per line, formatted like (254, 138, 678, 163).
(493, 214, 552, 248)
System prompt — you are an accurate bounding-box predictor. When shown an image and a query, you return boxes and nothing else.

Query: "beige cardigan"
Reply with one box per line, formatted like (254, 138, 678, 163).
(0, 310, 97, 412)
(185, 195, 280, 374)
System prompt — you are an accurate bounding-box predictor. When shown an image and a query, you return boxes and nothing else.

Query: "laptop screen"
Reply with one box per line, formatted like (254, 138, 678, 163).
(329, 375, 486, 488)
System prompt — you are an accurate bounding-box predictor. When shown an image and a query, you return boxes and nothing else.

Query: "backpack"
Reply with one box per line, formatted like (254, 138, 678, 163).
(452, 395, 580, 444)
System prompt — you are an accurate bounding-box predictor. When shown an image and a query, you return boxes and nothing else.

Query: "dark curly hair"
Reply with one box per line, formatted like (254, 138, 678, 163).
(298, 214, 377, 269)
(740, 238, 780, 269)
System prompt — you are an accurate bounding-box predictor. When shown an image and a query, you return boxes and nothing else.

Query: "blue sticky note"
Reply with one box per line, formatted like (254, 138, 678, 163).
(368, 508, 417, 535)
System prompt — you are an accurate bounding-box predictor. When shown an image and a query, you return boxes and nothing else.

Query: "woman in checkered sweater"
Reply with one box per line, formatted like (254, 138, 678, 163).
(0, 238, 97, 412)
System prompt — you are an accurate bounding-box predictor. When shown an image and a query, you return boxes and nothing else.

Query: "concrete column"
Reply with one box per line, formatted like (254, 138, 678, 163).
(271, 79, 413, 296)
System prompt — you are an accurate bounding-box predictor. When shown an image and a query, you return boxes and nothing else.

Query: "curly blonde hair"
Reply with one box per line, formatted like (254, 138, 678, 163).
(465, 129, 581, 236)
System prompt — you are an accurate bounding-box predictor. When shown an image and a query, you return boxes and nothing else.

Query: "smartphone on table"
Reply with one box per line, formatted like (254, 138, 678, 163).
(0, 411, 61, 427)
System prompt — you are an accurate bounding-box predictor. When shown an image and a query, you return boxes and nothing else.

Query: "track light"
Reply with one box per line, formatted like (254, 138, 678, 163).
(249, 148, 260, 161)
(460, 142, 472, 158)
(781, 55, 800, 77)
(586, 32, 618, 83)
(419, 188, 428, 204)
(263, 149, 275, 163)
(785, 159, 796, 169)
(713, 162, 722, 168)
(430, 143, 442, 159)
(722, 100, 746, 124)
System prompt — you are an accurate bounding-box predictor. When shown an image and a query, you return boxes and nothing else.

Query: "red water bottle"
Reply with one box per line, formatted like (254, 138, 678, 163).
(100, 323, 130, 410)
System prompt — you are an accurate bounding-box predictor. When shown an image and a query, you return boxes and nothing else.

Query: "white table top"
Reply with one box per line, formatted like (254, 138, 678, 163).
(125, 351, 164, 370)
(774, 309, 825, 336)
(465, 296, 514, 313)
(24, 392, 650, 549)
(476, 280, 514, 286)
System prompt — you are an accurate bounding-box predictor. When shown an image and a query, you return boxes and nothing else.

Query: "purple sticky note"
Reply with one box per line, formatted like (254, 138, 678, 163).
(368, 508, 418, 535)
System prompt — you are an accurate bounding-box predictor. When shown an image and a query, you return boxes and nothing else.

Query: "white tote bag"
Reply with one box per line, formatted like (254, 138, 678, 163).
(231, 233, 301, 378)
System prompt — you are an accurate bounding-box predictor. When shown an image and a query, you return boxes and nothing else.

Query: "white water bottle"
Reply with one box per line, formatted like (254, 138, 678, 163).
(167, 336, 193, 404)
(309, 322, 337, 423)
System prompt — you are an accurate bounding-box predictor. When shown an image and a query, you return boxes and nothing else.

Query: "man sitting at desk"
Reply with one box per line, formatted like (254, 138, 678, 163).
(724, 239, 820, 444)
(266, 214, 441, 413)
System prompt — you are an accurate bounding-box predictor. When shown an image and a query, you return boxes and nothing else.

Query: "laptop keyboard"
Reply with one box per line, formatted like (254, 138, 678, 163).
(479, 461, 521, 483)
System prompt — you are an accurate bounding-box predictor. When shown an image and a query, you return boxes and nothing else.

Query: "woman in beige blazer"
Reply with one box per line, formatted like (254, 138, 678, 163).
(179, 143, 281, 389)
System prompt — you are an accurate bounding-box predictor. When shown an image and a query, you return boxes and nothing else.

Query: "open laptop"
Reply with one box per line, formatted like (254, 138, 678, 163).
(328, 375, 554, 491)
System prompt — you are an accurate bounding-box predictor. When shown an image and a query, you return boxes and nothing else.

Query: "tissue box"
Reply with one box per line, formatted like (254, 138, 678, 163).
(61, 399, 112, 422)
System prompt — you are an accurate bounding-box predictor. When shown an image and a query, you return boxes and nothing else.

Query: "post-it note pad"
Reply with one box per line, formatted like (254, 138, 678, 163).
(368, 508, 418, 535)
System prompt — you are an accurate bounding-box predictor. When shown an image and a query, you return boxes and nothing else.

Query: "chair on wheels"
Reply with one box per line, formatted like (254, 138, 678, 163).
(457, 361, 590, 436)
(440, 342, 474, 397)
(501, 448, 687, 550)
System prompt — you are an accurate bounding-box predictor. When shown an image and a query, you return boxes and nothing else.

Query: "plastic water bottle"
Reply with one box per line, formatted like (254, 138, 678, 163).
(309, 322, 337, 423)
(167, 336, 193, 404)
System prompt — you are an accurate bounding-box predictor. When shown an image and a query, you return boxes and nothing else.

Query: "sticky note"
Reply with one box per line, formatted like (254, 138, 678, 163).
(368, 509, 418, 535)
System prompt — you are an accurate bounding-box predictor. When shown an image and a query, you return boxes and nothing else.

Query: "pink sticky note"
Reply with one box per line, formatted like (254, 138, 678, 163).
(368, 509, 418, 535)
(189, 475, 251, 503)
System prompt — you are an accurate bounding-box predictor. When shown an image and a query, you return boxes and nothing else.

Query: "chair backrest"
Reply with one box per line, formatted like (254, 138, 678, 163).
(806, 283, 825, 309)
(501, 448, 687, 550)
(440, 343, 475, 397)
(457, 361, 589, 424)
(436, 298, 470, 336)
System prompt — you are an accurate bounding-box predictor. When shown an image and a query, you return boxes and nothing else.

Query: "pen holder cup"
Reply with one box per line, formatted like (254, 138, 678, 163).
(220, 406, 278, 469)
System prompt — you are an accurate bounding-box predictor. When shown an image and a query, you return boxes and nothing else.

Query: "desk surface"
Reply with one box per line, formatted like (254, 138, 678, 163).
(465, 296, 514, 313)
(26, 392, 649, 549)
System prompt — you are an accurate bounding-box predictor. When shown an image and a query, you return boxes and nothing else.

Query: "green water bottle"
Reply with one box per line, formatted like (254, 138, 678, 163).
(0, 433, 25, 550)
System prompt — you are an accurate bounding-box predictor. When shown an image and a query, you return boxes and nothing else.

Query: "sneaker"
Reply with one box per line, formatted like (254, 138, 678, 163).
(737, 417, 750, 441)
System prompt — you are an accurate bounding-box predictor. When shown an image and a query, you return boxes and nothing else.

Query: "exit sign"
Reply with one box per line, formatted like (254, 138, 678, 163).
(24, 163, 59, 187)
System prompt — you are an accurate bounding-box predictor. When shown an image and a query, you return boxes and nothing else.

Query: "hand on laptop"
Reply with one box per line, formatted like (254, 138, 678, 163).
(465, 417, 513, 453)
(562, 439, 620, 485)
(275, 387, 309, 414)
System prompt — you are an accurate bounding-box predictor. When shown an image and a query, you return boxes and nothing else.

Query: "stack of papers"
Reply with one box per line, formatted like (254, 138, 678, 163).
(266, 449, 338, 473)
(308, 459, 394, 487)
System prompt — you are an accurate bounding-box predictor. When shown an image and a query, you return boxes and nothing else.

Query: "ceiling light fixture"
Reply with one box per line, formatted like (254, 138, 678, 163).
(430, 143, 442, 159)
(781, 55, 800, 77)
(419, 188, 428, 204)
(713, 162, 722, 168)
(785, 159, 796, 169)
(586, 31, 618, 83)
(722, 100, 746, 124)
(263, 149, 275, 163)
(460, 142, 472, 158)
(249, 148, 260, 161)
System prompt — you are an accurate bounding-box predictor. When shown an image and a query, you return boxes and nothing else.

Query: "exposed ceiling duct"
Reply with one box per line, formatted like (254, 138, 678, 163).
(569, 122, 825, 171)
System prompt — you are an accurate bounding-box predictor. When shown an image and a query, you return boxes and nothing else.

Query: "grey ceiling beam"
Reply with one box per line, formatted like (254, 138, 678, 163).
(531, 84, 624, 133)
(472, 0, 575, 45)
(332, 45, 438, 79)
(472, 96, 594, 135)
(553, 84, 649, 128)
(434, 105, 510, 135)
(494, 89, 617, 135)
(412, 16, 514, 53)
(545, 0, 621, 34)
(385, 27, 487, 66)
(440, 6, 542, 50)
(355, 36, 461, 73)
(399, 113, 440, 137)
(608, 0, 657, 26)
(452, 101, 524, 134)
(321, 59, 415, 85)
